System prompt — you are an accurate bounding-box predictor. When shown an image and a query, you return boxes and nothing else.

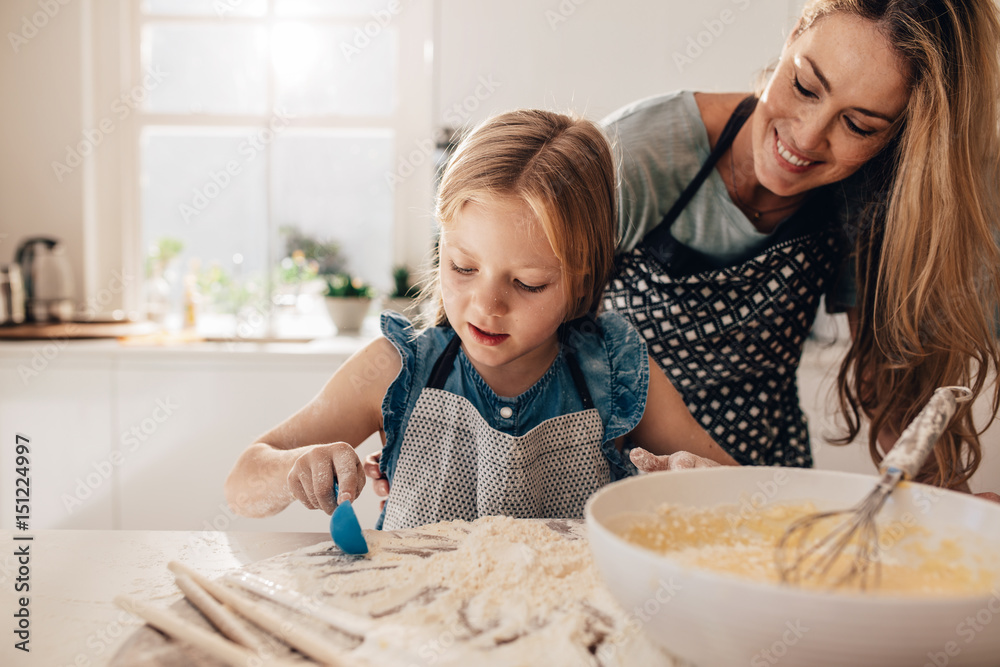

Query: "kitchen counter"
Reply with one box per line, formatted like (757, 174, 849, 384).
(1, 522, 677, 667)
(0, 330, 372, 364)
(0, 529, 331, 667)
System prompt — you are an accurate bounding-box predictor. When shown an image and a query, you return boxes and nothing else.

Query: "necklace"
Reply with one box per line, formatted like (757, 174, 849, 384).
(727, 147, 804, 223)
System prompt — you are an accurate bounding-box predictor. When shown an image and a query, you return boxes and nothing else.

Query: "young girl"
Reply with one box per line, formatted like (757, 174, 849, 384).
(225, 109, 737, 530)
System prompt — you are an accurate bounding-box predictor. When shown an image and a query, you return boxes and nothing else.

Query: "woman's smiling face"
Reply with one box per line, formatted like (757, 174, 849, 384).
(751, 13, 911, 196)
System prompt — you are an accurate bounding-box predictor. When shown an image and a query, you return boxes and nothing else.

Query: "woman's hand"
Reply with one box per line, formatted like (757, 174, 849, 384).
(362, 451, 389, 495)
(363, 451, 389, 510)
(287, 442, 365, 515)
(630, 446, 725, 472)
(975, 491, 1000, 504)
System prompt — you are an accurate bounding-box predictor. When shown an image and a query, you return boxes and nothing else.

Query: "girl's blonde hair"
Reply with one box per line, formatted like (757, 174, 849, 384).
(796, 0, 1000, 489)
(419, 109, 617, 327)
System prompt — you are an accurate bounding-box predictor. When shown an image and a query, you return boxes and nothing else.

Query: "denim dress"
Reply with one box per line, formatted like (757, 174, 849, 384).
(376, 311, 647, 530)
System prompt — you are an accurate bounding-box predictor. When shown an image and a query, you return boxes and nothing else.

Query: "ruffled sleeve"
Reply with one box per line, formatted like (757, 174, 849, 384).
(565, 311, 648, 479)
(597, 311, 649, 441)
(377, 311, 453, 482)
(377, 311, 418, 481)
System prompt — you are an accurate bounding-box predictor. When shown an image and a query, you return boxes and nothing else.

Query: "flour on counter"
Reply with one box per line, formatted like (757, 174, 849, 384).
(234, 516, 677, 667)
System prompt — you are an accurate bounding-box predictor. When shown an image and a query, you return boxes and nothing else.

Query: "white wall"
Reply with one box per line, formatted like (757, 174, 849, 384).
(0, 0, 88, 304)
(436, 0, 803, 128)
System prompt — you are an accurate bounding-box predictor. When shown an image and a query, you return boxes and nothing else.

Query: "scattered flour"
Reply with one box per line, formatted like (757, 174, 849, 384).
(236, 516, 676, 666)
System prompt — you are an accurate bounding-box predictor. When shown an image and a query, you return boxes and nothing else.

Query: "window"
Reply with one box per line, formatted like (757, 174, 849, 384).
(130, 0, 433, 336)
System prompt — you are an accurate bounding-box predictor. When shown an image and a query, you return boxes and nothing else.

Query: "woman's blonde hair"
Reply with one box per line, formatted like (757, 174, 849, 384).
(418, 109, 617, 328)
(797, 0, 1000, 488)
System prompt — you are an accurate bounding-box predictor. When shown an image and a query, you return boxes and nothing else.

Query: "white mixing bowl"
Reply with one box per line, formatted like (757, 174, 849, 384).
(585, 467, 1000, 667)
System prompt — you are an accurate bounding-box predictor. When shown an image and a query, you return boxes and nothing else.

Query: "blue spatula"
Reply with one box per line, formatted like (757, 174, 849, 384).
(330, 499, 369, 555)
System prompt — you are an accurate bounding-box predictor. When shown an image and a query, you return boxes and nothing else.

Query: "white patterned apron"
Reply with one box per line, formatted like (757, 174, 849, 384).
(603, 97, 843, 467)
(382, 333, 610, 530)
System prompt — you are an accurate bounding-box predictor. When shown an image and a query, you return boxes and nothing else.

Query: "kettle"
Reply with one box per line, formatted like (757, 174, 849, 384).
(15, 236, 75, 322)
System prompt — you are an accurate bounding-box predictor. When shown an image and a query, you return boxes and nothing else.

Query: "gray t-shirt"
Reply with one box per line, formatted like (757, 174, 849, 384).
(602, 90, 774, 261)
(602, 90, 856, 310)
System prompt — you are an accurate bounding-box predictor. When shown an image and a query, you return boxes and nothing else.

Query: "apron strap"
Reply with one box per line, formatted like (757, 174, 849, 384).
(560, 316, 597, 410)
(426, 332, 462, 390)
(426, 326, 595, 410)
(642, 95, 757, 263)
(565, 353, 594, 411)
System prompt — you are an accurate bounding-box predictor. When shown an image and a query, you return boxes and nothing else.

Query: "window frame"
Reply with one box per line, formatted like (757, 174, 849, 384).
(98, 0, 435, 324)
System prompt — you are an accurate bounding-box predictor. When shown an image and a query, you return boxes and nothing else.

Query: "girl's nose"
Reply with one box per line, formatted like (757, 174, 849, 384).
(475, 282, 509, 317)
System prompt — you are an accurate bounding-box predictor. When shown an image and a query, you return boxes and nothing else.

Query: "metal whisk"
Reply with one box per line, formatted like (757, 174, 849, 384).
(775, 385, 973, 590)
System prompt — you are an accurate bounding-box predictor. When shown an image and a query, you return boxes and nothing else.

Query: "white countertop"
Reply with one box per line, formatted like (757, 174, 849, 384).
(0, 334, 372, 364)
(0, 530, 330, 667)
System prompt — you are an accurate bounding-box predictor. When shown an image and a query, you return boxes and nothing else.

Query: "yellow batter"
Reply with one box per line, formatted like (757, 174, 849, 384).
(617, 501, 997, 595)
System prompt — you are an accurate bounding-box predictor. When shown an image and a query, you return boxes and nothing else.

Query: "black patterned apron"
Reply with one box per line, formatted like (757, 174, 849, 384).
(603, 97, 843, 467)
(382, 333, 610, 530)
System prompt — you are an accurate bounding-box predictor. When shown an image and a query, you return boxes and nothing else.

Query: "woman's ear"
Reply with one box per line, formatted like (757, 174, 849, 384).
(785, 17, 805, 49)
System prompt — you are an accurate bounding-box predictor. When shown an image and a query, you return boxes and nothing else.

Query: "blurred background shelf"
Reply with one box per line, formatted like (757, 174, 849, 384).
(0, 320, 161, 340)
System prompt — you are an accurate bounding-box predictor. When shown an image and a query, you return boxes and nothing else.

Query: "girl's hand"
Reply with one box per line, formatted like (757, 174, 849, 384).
(287, 442, 365, 515)
(630, 446, 724, 472)
(975, 491, 1000, 504)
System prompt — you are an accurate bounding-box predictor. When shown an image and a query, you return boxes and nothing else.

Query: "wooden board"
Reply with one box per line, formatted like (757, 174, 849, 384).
(110, 518, 682, 667)
(0, 320, 160, 340)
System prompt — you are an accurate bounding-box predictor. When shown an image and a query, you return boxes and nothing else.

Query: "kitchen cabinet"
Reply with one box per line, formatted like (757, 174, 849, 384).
(0, 356, 115, 529)
(0, 339, 383, 533)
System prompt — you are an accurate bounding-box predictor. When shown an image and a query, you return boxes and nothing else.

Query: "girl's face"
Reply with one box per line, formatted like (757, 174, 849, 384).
(439, 197, 569, 395)
(751, 13, 910, 196)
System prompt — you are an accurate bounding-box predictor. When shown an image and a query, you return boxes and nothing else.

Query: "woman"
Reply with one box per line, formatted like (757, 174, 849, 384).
(606, 0, 1000, 498)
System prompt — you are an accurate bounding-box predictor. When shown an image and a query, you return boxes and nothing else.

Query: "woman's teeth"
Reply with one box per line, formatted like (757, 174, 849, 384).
(776, 137, 814, 167)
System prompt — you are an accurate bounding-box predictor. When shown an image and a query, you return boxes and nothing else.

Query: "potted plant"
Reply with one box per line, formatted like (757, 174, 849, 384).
(276, 225, 344, 308)
(384, 265, 421, 319)
(323, 272, 373, 333)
